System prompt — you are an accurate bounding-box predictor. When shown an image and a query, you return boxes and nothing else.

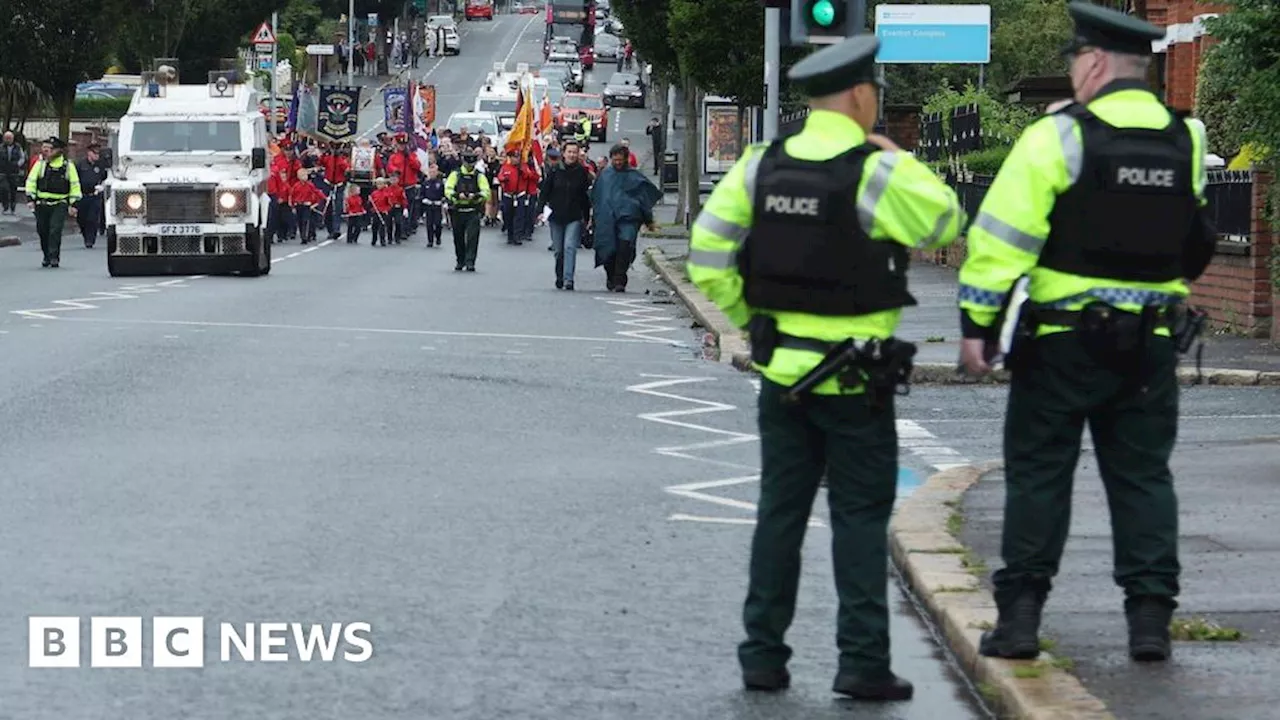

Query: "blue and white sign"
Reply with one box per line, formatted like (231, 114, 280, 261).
(875, 4, 991, 64)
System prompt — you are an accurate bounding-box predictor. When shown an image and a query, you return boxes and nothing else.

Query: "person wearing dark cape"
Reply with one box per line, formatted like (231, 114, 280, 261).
(590, 144, 663, 291)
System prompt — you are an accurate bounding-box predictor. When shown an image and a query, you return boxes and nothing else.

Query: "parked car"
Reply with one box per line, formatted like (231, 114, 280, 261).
(602, 72, 644, 108)
(594, 33, 621, 62)
(426, 16, 462, 54)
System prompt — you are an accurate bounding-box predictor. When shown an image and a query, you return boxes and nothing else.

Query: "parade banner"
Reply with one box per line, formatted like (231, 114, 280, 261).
(383, 87, 407, 133)
(296, 84, 319, 135)
(409, 82, 436, 154)
(418, 84, 436, 127)
(316, 85, 362, 141)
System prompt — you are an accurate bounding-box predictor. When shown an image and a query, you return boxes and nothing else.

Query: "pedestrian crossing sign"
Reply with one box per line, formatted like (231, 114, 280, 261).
(252, 22, 276, 46)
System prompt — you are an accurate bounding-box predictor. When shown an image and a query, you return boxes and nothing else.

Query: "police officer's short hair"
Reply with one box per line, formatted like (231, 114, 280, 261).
(608, 143, 628, 158)
(562, 140, 579, 150)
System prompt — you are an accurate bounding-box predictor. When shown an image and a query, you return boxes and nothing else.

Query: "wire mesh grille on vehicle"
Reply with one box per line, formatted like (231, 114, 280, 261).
(117, 236, 143, 255)
(159, 236, 202, 255)
(219, 236, 248, 254)
(146, 188, 214, 224)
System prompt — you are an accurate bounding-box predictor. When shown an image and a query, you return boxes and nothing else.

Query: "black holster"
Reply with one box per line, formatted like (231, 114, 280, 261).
(1076, 302, 1162, 382)
(848, 338, 918, 410)
(1169, 304, 1208, 354)
(747, 315, 779, 366)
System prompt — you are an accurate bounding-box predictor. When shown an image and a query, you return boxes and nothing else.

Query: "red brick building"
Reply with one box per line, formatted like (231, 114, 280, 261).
(1144, 0, 1227, 111)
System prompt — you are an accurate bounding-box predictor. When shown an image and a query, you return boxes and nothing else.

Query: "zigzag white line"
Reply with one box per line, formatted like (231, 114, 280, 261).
(600, 297, 685, 343)
(11, 281, 186, 320)
(627, 373, 824, 527)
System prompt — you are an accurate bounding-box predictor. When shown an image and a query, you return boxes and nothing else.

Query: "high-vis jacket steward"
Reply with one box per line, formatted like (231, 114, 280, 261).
(688, 110, 965, 394)
(957, 80, 1217, 339)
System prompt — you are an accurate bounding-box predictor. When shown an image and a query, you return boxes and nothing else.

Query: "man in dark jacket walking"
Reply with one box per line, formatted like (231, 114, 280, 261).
(537, 140, 592, 290)
(75, 144, 109, 248)
(644, 117, 666, 177)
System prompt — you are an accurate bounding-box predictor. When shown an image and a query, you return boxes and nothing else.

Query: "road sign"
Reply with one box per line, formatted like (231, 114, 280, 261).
(252, 22, 276, 45)
(368, 13, 378, 26)
(258, 57, 275, 70)
(307, 44, 335, 55)
(874, 4, 991, 64)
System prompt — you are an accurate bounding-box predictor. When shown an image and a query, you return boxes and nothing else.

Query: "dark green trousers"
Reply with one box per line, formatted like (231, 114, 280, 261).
(994, 332, 1180, 607)
(35, 202, 68, 263)
(740, 378, 898, 676)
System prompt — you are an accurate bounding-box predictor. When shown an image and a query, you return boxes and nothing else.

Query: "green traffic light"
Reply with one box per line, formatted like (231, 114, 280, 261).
(810, 0, 836, 26)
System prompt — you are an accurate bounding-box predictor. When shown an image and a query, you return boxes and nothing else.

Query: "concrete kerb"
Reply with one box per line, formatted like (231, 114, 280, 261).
(642, 245, 748, 364)
(644, 246, 1280, 386)
(0, 236, 20, 248)
(890, 463, 1117, 720)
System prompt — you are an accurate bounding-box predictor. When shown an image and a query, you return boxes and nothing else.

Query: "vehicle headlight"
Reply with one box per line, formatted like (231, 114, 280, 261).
(215, 189, 248, 215)
(115, 191, 145, 216)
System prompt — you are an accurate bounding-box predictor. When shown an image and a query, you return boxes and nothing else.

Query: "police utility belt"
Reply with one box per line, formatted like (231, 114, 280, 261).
(999, 300, 1207, 386)
(748, 316, 917, 409)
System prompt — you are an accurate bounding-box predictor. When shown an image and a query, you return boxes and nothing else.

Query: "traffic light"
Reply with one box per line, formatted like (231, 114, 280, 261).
(788, 0, 860, 45)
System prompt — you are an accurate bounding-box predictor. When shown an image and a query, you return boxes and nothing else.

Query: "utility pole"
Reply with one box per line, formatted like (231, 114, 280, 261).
(347, 0, 355, 86)
(763, 3, 781, 141)
(270, 11, 278, 136)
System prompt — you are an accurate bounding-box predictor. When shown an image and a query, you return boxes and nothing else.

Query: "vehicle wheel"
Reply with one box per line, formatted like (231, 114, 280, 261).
(242, 229, 264, 277)
(106, 230, 121, 277)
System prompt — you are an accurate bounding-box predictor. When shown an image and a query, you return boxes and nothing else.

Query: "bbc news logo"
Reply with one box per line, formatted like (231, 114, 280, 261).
(28, 617, 373, 668)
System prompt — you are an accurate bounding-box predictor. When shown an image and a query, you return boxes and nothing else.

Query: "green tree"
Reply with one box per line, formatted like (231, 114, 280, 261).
(112, 0, 291, 81)
(612, 0, 680, 82)
(14, 0, 126, 139)
(1198, 0, 1280, 279)
(668, 0, 764, 108)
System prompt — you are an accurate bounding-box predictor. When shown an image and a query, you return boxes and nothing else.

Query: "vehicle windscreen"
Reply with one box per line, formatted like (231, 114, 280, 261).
(449, 118, 498, 135)
(477, 99, 518, 113)
(130, 121, 241, 152)
(562, 95, 601, 110)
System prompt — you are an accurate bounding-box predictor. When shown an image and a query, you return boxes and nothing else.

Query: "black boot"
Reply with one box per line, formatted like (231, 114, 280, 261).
(1126, 596, 1175, 662)
(742, 667, 790, 692)
(832, 671, 914, 701)
(980, 591, 1044, 660)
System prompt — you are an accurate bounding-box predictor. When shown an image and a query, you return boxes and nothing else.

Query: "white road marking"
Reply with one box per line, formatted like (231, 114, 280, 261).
(502, 16, 540, 66)
(51, 316, 665, 343)
(627, 373, 826, 527)
(600, 297, 686, 344)
(11, 239, 332, 322)
(897, 419, 972, 471)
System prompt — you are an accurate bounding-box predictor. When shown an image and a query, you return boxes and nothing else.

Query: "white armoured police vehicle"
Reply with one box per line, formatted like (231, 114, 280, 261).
(105, 64, 271, 277)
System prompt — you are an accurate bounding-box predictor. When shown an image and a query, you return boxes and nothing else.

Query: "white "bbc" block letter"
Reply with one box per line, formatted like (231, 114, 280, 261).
(29, 617, 80, 668)
(91, 617, 142, 668)
(153, 617, 205, 668)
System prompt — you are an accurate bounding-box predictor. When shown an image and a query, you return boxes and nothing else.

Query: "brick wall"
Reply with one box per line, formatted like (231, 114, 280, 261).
(1190, 171, 1274, 336)
(885, 105, 921, 151)
(913, 172, 1276, 339)
(1146, 0, 1228, 111)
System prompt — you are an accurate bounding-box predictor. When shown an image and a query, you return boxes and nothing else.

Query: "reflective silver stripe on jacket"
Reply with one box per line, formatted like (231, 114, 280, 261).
(855, 152, 901, 234)
(971, 211, 1046, 255)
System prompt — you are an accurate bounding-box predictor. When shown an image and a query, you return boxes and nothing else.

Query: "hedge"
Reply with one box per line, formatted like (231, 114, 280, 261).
(71, 96, 132, 119)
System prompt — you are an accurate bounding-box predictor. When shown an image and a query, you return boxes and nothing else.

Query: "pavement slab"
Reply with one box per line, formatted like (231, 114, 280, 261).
(0, 12, 988, 719)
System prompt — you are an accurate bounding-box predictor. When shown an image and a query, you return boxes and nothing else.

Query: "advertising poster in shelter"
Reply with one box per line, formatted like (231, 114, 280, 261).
(702, 99, 755, 174)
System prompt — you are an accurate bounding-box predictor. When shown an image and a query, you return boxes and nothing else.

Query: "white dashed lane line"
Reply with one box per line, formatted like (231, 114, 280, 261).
(8, 239, 334, 322)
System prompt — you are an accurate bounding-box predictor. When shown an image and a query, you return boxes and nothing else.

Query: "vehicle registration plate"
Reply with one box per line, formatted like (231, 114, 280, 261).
(159, 225, 201, 235)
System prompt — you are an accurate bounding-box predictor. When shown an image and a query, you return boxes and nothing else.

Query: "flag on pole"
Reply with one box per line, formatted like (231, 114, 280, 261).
(504, 74, 536, 161)
(538, 95, 554, 135)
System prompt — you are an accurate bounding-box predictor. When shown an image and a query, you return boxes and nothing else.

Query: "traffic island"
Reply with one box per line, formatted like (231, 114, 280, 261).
(645, 245, 1280, 385)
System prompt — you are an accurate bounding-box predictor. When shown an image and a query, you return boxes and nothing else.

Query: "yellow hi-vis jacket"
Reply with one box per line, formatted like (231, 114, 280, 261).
(25, 155, 82, 204)
(687, 110, 965, 394)
(957, 84, 1209, 339)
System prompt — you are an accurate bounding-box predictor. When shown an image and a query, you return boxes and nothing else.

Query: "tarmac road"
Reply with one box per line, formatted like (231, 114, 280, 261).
(0, 13, 986, 719)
